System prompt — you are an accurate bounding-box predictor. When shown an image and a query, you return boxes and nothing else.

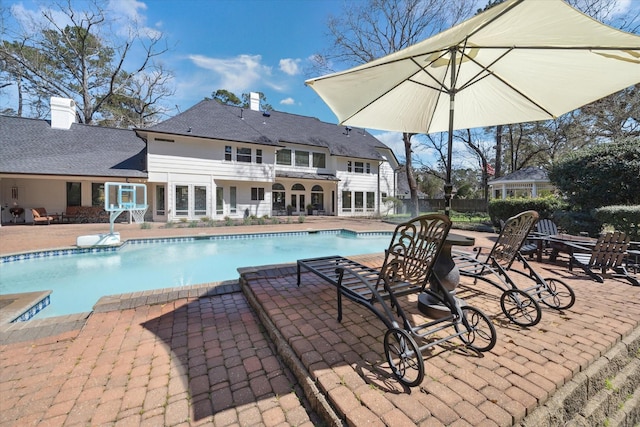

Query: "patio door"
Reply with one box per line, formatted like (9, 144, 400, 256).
(290, 183, 305, 214)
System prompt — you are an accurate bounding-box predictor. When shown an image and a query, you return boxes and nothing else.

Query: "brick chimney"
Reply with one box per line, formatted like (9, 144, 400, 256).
(50, 97, 76, 129)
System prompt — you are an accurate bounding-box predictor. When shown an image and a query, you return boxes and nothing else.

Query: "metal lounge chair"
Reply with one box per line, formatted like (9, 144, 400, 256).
(568, 231, 639, 286)
(452, 211, 576, 327)
(297, 214, 497, 387)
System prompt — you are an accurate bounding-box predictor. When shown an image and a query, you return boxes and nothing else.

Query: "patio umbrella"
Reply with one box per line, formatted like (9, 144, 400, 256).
(305, 0, 640, 215)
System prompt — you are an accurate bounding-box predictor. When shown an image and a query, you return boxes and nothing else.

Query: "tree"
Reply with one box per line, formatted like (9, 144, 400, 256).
(312, 0, 479, 216)
(548, 138, 640, 211)
(0, 0, 172, 125)
(210, 90, 273, 111)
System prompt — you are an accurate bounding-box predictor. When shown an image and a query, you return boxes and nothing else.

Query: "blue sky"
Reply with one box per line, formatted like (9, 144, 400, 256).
(1, 0, 416, 159)
(3, 0, 638, 164)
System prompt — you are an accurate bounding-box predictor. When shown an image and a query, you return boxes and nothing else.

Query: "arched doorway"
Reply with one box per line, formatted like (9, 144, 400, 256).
(290, 183, 305, 215)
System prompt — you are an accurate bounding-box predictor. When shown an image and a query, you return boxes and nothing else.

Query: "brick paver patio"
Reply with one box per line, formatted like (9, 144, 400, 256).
(1, 220, 639, 426)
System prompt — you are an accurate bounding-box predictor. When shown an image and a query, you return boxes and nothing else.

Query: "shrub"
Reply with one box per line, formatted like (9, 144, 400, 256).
(298, 215, 306, 223)
(140, 222, 152, 229)
(595, 205, 640, 240)
(549, 138, 640, 211)
(488, 196, 567, 227)
(553, 210, 602, 237)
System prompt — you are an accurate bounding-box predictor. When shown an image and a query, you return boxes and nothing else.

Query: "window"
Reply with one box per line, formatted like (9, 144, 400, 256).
(237, 147, 251, 163)
(295, 150, 309, 167)
(230, 187, 237, 213)
(175, 185, 189, 216)
(366, 163, 371, 174)
(276, 149, 291, 165)
(225, 146, 232, 161)
(355, 192, 364, 212)
(347, 161, 352, 172)
(291, 183, 305, 191)
(256, 149, 262, 164)
(251, 187, 265, 201)
(355, 162, 364, 173)
(366, 192, 375, 210)
(216, 187, 224, 215)
(194, 186, 206, 216)
(311, 185, 324, 210)
(156, 185, 166, 216)
(66, 182, 81, 207)
(91, 183, 105, 207)
(342, 191, 352, 211)
(312, 153, 326, 168)
(272, 183, 285, 212)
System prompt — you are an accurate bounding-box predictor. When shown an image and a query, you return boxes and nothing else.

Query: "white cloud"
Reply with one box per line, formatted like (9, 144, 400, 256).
(280, 97, 295, 105)
(279, 58, 301, 76)
(372, 131, 406, 162)
(188, 54, 272, 93)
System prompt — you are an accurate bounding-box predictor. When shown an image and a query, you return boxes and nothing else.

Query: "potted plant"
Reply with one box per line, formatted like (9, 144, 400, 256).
(306, 204, 314, 215)
(286, 205, 294, 216)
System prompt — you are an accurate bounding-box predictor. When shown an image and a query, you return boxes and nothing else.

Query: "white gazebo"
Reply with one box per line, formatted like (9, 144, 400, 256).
(489, 166, 555, 199)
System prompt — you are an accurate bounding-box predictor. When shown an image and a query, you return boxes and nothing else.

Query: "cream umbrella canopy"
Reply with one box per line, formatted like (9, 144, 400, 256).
(305, 0, 640, 216)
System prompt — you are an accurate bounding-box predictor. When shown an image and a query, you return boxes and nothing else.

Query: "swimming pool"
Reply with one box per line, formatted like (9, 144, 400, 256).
(0, 230, 392, 319)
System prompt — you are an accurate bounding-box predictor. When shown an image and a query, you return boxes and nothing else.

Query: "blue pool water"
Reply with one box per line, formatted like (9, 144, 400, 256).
(0, 231, 391, 318)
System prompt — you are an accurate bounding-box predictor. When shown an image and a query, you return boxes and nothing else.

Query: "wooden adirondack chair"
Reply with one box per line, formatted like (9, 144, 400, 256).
(568, 232, 639, 286)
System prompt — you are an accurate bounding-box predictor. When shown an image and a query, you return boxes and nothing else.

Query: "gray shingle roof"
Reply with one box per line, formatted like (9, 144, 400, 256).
(142, 99, 390, 161)
(489, 166, 549, 184)
(0, 115, 147, 178)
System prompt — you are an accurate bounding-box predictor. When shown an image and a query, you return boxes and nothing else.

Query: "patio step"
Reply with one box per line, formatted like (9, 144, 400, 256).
(520, 326, 640, 427)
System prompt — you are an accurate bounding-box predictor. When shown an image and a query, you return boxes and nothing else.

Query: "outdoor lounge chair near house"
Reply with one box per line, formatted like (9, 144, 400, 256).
(297, 214, 497, 386)
(453, 210, 576, 327)
(568, 231, 639, 286)
(30, 208, 55, 225)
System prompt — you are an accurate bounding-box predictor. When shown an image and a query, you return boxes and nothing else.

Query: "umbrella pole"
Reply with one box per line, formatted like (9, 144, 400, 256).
(444, 49, 456, 218)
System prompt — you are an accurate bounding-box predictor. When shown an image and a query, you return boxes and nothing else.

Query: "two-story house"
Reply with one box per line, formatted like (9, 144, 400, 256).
(0, 95, 400, 225)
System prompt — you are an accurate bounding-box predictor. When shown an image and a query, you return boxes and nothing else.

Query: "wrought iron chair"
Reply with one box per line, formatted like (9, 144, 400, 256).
(297, 214, 497, 386)
(453, 211, 576, 327)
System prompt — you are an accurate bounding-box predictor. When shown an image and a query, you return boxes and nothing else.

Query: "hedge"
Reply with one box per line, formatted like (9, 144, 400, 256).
(488, 196, 567, 227)
(594, 205, 640, 241)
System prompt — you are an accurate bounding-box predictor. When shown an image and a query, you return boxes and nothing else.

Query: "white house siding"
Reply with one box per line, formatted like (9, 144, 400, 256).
(147, 138, 276, 222)
(335, 158, 384, 217)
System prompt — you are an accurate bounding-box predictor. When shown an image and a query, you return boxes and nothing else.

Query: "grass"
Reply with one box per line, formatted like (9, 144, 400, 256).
(384, 211, 494, 232)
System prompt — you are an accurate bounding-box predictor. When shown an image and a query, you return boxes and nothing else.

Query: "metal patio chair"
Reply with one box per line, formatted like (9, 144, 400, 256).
(297, 214, 497, 387)
(453, 211, 576, 327)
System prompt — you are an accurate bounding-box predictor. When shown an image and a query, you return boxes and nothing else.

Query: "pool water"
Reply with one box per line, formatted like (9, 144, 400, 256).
(0, 231, 391, 318)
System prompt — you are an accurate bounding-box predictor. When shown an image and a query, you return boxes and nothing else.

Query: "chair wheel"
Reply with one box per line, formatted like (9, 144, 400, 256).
(384, 328, 424, 387)
(500, 289, 541, 327)
(454, 306, 497, 352)
(537, 278, 575, 310)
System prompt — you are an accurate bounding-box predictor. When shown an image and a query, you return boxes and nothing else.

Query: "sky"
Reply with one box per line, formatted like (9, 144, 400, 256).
(2, 0, 638, 164)
(1, 0, 423, 161)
